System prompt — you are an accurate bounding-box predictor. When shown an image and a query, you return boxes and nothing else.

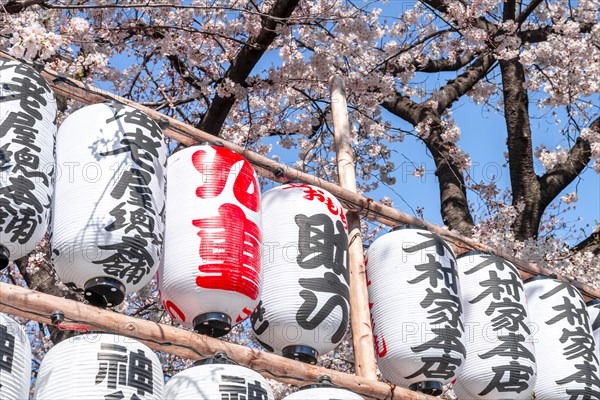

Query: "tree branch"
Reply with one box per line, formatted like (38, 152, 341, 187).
(539, 117, 599, 207)
(417, 51, 478, 72)
(572, 231, 600, 256)
(198, 0, 300, 136)
(520, 22, 595, 43)
(1, 0, 44, 13)
(430, 53, 495, 114)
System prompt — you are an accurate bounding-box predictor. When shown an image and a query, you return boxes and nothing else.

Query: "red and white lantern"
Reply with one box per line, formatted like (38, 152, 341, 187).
(525, 277, 600, 399)
(0, 58, 57, 270)
(366, 226, 464, 395)
(34, 333, 164, 400)
(453, 251, 536, 399)
(51, 103, 167, 308)
(0, 313, 32, 400)
(589, 300, 600, 365)
(164, 355, 274, 399)
(251, 183, 349, 364)
(159, 145, 261, 337)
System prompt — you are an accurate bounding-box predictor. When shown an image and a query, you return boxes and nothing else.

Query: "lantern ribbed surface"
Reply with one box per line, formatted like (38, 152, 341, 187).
(164, 363, 274, 399)
(366, 227, 465, 393)
(0, 313, 32, 400)
(589, 301, 600, 367)
(0, 58, 57, 267)
(159, 145, 262, 337)
(34, 333, 164, 400)
(453, 251, 536, 400)
(251, 183, 349, 364)
(525, 278, 600, 399)
(51, 103, 167, 307)
(283, 386, 364, 399)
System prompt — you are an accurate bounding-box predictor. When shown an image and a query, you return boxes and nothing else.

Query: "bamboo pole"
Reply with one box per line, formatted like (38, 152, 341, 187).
(331, 76, 378, 380)
(0, 282, 434, 400)
(4, 51, 598, 301)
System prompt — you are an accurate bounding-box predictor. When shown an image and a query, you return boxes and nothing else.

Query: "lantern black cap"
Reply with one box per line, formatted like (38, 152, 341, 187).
(0, 245, 9, 270)
(84, 277, 126, 308)
(524, 274, 558, 283)
(390, 224, 427, 232)
(194, 312, 231, 338)
(297, 375, 337, 391)
(409, 381, 443, 396)
(193, 351, 233, 366)
(282, 345, 318, 365)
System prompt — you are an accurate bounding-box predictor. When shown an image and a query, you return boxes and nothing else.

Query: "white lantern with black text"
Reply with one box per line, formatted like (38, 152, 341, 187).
(164, 354, 273, 399)
(34, 333, 164, 400)
(366, 226, 465, 395)
(283, 377, 363, 399)
(588, 300, 600, 365)
(453, 251, 536, 400)
(525, 277, 600, 399)
(251, 183, 349, 364)
(0, 313, 32, 400)
(0, 58, 57, 270)
(51, 103, 167, 307)
(159, 145, 261, 337)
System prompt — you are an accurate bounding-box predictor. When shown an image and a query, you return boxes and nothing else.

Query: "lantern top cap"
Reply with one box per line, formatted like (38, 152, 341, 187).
(390, 224, 428, 232)
(193, 351, 234, 366)
(456, 250, 495, 259)
(524, 274, 558, 283)
(297, 375, 338, 391)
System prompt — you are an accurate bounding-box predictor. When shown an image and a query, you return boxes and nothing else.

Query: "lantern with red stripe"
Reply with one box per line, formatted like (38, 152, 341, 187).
(366, 226, 465, 395)
(525, 276, 600, 399)
(283, 376, 363, 399)
(51, 103, 167, 308)
(251, 183, 349, 364)
(159, 145, 261, 337)
(589, 299, 600, 365)
(453, 251, 536, 400)
(0, 58, 57, 270)
(164, 353, 274, 399)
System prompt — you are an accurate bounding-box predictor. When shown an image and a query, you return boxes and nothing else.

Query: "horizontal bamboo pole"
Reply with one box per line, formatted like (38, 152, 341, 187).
(0, 282, 434, 400)
(3, 51, 598, 302)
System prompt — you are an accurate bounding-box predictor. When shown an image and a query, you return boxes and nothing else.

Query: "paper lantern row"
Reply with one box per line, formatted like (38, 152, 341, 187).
(0, 317, 363, 400)
(365, 226, 600, 399)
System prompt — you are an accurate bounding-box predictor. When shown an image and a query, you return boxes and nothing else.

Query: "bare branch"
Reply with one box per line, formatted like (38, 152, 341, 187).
(417, 51, 478, 72)
(520, 22, 595, 43)
(572, 231, 600, 256)
(539, 117, 599, 207)
(198, 0, 301, 136)
(1, 0, 44, 13)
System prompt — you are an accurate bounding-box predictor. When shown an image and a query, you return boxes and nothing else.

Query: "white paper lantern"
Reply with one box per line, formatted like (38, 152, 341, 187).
(164, 355, 274, 400)
(251, 183, 349, 364)
(366, 226, 464, 395)
(589, 300, 600, 367)
(34, 333, 164, 400)
(453, 251, 536, 400)
(0, 313, 32, 400)
(51, 102, 167, 307)
(159, 145, 261, 337)
(525, 277, 600, 399)
(0, 58, 57, 269)
(283, 378, 363, 399)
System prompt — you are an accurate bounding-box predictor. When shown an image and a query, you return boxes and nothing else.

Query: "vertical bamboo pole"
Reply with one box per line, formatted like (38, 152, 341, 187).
(330, 75, 378, 380)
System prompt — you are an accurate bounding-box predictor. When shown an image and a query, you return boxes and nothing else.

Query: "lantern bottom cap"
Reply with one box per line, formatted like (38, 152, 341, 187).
(193, 312, 232, 338)
(409, 381, 443, 396)
(282, 345, 318, 365)
(0, 245, 9, 270)
(84, 277, 126, 308)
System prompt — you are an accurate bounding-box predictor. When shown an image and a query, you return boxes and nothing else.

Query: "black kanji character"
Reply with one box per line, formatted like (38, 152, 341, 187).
(470, 270, 522, 304)
(480, 333, 535, 362)
(479, 361, 534, 396)
(402, 231, 453, 258)
(485, 298, 530, 334)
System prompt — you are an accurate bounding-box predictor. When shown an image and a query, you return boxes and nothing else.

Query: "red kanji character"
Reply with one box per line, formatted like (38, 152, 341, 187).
(192, 203, 261, 300)
(192, 147, 259, 212)
(163, 300, 186, 322)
